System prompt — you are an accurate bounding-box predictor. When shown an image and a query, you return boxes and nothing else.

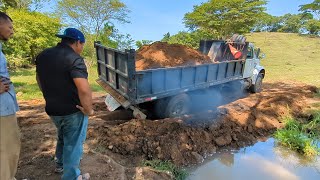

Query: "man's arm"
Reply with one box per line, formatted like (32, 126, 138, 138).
(73, 78, 93, 116)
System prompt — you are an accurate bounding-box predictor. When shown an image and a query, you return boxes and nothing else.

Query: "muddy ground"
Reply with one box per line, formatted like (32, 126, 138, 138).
(15, 82, 319, 180)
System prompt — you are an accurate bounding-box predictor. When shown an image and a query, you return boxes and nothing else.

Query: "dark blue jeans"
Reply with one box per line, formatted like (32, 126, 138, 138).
(50, 111, 88, 180)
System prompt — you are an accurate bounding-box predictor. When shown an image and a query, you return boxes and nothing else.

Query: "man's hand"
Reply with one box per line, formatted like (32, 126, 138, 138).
(76, 105, 94, 116)
(0, 79, 10, 94)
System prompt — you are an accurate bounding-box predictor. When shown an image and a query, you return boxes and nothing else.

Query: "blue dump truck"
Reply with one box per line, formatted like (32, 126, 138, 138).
(95, 39, 265, 119)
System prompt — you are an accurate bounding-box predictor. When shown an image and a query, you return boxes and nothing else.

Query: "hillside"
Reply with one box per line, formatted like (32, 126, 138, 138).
(246, 32, 320, 87)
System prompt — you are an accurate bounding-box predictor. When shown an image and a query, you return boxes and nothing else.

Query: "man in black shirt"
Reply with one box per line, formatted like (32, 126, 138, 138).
(36, 28, 92, 180)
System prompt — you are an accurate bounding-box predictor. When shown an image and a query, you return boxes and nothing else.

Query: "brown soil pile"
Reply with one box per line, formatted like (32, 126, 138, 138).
(95, 82, 318, 166)
(135, 42, 211, 70)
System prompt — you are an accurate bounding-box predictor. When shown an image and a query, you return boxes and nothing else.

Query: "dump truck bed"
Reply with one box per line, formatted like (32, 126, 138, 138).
(95, 41, 246, 106)
(134, 61, 244, 103)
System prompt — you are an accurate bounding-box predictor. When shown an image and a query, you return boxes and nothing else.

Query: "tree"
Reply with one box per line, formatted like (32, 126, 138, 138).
(0, 0, 18, 11)
(161, 32, 171, 42)
(0, 0, 49, 11)
(162, 30, 216, 49)
(299, 0, 320, 19)
(164, 31, 197, 48)
(299, 0, 320, 35)
(252, 12, 318, 34)
(135, 40, 153, 49)
(96, 23, 120, 48)
(57, 0, 129, 39)
(16, 0, 49, 11)
(252, 13, 281, 32)
(4, 8, 62, 66)
(184, 0, 267, 38)
(305, 18, 320, 35)
(277, 14, 306, 33)
(111, 32, 134, 51)
(82, 24, 134, 64)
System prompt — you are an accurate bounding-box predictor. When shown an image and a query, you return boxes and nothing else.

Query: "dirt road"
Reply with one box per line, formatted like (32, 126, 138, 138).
(16, 82, 319, 179)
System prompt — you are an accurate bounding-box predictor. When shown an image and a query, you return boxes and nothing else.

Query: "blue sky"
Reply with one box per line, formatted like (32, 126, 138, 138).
(42, 0, 313, 41)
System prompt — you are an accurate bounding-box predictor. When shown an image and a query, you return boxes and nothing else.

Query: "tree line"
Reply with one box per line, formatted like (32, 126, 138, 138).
(164, 0, 320, 49)
(1, 0, 133, 68)
(0, 0, 319, 68)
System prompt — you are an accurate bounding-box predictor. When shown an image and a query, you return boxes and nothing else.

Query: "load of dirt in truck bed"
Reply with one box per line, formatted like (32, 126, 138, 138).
(92, 82, 318, 166)
(135, 42, 212, 70)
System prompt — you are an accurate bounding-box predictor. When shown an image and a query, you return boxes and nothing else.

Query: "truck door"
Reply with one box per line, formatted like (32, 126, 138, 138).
(243, 46, 255, 78)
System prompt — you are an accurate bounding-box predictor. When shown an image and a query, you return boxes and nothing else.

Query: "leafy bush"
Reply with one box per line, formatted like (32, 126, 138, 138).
(6, 54, 31, 69)
(3, 8, 62, 67)
(274, 113, 320, 157)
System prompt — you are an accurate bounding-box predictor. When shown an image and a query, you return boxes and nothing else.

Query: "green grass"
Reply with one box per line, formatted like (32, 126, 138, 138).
(246, 32, 320, 87)
(10, 68, 42, 100)
(9, 66, 103, 100)
(312, 103, 320, 108)
(87, 65, 104, 92)
(142, 160, 189, 180)
(274, 111, 320, 157)
(303, 111, 320, 139)
(315, 90, 320, 98)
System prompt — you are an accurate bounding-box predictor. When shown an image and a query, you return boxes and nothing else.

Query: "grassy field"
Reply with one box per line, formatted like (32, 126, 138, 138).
(246, 32, 320, 87)
(8, 32, 320, 100)
(10, 65, 103, 100)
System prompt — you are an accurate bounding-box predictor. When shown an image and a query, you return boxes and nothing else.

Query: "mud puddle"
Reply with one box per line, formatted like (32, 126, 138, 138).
(187, 138, 320, 180)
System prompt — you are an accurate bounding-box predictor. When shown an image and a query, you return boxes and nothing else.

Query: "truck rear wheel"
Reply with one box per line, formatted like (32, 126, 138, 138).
(154, 98, 167, 119)
(165, 93, 191, 118)
(250, 73, 263, 93)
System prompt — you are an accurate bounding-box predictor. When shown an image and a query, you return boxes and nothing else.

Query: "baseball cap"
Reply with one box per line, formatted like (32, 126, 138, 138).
(56, 28, 85, 43)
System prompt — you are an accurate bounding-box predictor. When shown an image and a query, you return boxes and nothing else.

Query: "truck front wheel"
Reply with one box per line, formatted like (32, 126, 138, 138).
(165, 93, 191, 118)
(250, 73, 263, 93)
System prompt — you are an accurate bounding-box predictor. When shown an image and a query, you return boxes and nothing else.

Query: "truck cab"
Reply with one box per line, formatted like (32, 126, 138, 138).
(243, 43, 265, 93)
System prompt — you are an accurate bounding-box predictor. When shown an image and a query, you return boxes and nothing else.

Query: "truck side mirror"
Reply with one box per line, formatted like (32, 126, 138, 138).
(255, 48, 265, 59)
(256, 48, 260, 58)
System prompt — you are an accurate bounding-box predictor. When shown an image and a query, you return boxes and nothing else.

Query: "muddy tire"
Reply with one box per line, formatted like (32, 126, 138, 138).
(250, 73, 263, 93)
(164, 94, 191, 118)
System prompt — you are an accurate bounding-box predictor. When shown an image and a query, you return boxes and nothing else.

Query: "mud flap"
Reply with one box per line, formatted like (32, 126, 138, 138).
(105, 93, 121, 111)
(132, 107, 147, 119)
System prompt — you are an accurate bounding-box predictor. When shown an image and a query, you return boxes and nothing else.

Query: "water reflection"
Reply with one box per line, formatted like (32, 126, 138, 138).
(188, 138, 320, 180)
(217, 153, 234, 167)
